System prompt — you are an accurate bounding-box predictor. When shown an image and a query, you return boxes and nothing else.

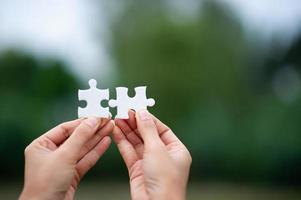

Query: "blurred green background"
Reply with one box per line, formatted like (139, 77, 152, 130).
(0, 0, 301, 199)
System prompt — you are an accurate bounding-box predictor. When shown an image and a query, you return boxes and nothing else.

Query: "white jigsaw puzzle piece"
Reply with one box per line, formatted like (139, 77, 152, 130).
(78, 79, 111, 118)
(109, 86, 155, 119)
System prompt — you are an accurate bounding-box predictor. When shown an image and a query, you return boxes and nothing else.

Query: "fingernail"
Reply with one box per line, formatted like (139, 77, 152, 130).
(84, 117, 98, 128)
(138, 110, 152, 121)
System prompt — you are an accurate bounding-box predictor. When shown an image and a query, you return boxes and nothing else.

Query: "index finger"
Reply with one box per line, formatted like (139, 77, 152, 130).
(41, 119, 84, 145)
(150, 114, 182, 146)
(59, 117, 106, 160)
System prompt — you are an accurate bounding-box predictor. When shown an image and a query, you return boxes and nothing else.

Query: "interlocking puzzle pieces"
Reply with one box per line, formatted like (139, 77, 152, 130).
(78, 79, 111, 118)
(78, 79, 155, 119)
(109, 87, 155, 119)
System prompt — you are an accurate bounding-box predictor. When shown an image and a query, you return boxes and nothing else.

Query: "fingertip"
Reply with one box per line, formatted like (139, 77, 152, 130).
(112, 125, 120, 136)
(110, 119, 116, 126)
(127, 110, 137, 128)
(107, 120, 115, 132)
(114, 118, 122, 124)
(128, 109, 136, 116)
(136, 110, 156, 130)
(135, 110, 139, 120)
(95, 119, 114, 139)
(83, 117, 101, 129)
(104, 118, 113, 126)
(108, 119, 115, 126)
(103, 136, 112, 144)
(136, 110, 164, 147)
(99, 117, 109, 127)
(114, 118, 124, 127)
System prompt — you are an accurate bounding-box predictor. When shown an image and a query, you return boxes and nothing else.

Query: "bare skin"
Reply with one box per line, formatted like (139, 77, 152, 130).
(19, 117, 114, 200)
(19, 111, 192, 200)
(112, 110, 192, 200)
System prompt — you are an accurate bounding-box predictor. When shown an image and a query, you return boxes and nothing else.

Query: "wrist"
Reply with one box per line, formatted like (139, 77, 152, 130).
(19, 190, 42, 200)
(151, 191, 185, 200)
(152, 181, 186, 200)
(19, 186, 53, 200)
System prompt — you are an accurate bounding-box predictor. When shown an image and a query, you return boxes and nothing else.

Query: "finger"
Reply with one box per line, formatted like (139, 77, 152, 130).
(112, 125, 139, 169)
(136, 110, 165, 150)
(115, 118, 142, 146)
(78, 120, 114, 160)
(150, 114, 182, 146)
(126, 110, 137, 131)
(42, 119, 83, 145)
(59, 117, 102, 160)
(115, 118, 144, 157)
(76, 136, 111, 179)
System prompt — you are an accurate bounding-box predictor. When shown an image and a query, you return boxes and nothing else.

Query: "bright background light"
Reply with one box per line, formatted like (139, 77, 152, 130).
(0, 0, 112, 81)
(0, 0, 300, 79)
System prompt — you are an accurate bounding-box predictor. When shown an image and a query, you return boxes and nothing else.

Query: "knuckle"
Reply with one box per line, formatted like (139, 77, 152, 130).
(24, 139, 38, 156)
(185, 151, 192, 165)
(178, 148, 192, 166)
(58, 124, 71, 139)
(24, 145, 32, 156)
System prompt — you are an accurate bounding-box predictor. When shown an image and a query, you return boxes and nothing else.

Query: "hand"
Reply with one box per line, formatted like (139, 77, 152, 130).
(19, 117, 114, 200)
(112, 110, 192, 200)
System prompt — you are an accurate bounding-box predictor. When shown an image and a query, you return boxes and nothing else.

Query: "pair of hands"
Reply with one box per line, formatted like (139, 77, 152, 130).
(19, 110, 192, 200)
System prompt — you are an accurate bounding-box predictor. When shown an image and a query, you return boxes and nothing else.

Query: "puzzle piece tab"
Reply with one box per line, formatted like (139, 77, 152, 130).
(78, 79, 111, 118)
(109, 86, 155, 119)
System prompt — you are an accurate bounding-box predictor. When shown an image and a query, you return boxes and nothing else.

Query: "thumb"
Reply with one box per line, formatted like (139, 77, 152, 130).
(136, 110, 165, 150)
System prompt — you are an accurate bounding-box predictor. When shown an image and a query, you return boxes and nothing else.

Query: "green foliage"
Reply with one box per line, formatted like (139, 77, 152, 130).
(0, 50, 79, 178)
(110, 1, 301, 184)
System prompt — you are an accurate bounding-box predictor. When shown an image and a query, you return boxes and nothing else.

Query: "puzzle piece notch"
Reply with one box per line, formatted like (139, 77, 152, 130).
(109, 86, 155, 119)
(78, 79, 111, 118)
